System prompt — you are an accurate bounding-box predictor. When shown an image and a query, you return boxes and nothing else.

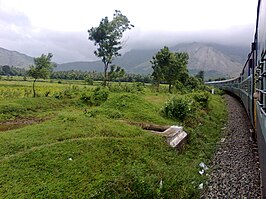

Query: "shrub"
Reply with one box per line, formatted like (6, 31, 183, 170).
(190, 92, 210, 109)
(85, 77, 94, 85)
(53, 86, 81, 99)
(175, 80, 186, 93)
(184, 76, 201, 90)
(80, 87, 109, 106)
(161, 96, 194, 122)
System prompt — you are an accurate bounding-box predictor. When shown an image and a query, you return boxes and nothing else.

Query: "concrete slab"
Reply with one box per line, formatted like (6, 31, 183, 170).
(161, 125, 188, 150)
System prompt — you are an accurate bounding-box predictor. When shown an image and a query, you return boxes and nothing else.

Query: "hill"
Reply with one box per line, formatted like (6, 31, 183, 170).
(0, 47, 33, 68)
(57, 43, 249, 79)
(0, 42, 250, 79)
(171, 42, 249, 78)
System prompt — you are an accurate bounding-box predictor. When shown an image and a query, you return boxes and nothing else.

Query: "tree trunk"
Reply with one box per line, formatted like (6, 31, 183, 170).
(169, 83, 172, 93)
(33, 79, 37, 97)
(103, 63, 108, 87)
(156, 82, 160, 92)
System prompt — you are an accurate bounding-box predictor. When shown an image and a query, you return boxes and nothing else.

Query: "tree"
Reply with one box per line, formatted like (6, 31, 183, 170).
(27, 53, 55, 97)
(108, 65, 125, 83)
(195, 70, 204, 82)
(151, 47, 189, 93)
(163, 51, 189, 93)
(88, 10, 134, 86)
(151, 57, 162, 91)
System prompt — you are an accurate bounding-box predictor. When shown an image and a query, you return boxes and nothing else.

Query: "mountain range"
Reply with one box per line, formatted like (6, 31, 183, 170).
(0, 47, 34, 67)
(0, 42, 250, 79)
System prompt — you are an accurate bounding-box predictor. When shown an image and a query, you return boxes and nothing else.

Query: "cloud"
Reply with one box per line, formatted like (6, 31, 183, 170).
(0, 0, 257, 64)
(0, 8, 31, 27)
(0, 24, 255, 64)
(0, 3, 255, 64)
(125, 24, 255, 49)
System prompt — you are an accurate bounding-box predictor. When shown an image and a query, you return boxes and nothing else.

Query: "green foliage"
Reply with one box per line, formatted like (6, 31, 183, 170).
(0, 97, 67, 121)
(88, 10, 134, 86)
(108, 82, 145, 93)
(195, 70, 205, 82)
(151, 46, 189, 92)
(51, 70, 152, 83)
(84, 76, 94, 85)
(0, 65, 26, 76)
(161, 91, 210, 122)
(161, 96, 194, 122)
(184, 76, 201, 90)
(0, 79, 227, 198)
(80, 87, 109, 106)
(53, 86, 82, 99)
(27, 53, 55, 80)
(27, 53, 56, 97)
(108, 65, 125, 82)
(175, 80, 186, 93)
(190, 92, 210, 109)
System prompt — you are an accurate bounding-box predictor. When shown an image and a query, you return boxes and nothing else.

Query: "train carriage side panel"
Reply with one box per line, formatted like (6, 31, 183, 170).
(255, 0, 266, 197)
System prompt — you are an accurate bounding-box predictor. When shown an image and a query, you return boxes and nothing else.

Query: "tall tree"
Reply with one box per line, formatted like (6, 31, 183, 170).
(88, 10, 134, 86)
(28, 53, 55, 97)
(150, 46, 171, 91)
(151, 47, 189, 93)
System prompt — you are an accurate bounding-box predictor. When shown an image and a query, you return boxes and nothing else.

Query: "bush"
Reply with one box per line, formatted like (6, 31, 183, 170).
(184, 76, 201, 90)
(190, 92, 210, 109)
(53, 86, 81, 99)
(161, 96, 194, 122)
(85, 77, 93, 85)
(80, 87, 109, 106)
(175, 80, 186, 93)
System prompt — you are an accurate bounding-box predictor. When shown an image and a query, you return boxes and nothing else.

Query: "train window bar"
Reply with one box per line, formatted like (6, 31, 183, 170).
(260, 104, 266, 117)
(257, 61, 264, 69)
(261, 50, 266, 61)
(261, 71, 266, 77)
(255, 88, 265, 93)
(257, 100, 263, 107)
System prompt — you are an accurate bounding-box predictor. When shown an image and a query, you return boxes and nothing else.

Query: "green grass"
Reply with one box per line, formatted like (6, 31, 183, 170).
(0, 80, 227, 198)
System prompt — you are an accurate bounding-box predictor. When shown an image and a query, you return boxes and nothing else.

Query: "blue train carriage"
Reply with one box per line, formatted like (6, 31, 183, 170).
(206, 0, 266, 196)
(206, 77, 241, 97)
(255, 0, 266, 197)
(239, 46, 256, 127)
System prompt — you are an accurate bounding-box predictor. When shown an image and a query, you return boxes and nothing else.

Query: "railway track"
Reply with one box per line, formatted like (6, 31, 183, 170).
(202, 94, 261, 198)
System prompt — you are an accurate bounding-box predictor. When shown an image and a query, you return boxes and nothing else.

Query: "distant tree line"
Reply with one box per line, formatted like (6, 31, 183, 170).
(51, 70, 152, 83)
(0, 65, 26, 76)
(0, 63, 207, 87)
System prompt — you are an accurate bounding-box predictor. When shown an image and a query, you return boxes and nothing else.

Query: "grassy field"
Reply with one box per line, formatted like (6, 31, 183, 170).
(0, 79, 226, 198)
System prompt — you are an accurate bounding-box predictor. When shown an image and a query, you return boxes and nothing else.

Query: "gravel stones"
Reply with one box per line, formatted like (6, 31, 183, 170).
(202, 94, 261, 198)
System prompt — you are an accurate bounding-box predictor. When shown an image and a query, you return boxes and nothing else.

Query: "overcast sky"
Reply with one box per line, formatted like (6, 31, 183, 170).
(0, 0, 258, 63)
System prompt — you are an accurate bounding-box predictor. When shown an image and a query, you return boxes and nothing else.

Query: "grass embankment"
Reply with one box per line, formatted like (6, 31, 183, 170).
(0, 80, 226, 198)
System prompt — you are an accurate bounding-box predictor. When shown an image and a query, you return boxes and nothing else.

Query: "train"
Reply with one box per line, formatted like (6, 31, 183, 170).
(206, 0, 266, 197)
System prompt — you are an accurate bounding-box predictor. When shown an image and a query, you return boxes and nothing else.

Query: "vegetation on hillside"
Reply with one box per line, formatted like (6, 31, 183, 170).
(0, 75, 226, 198)
(0, 29, 228, 197)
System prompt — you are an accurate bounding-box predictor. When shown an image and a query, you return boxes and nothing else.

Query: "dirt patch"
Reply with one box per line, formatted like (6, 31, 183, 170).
(125, 121, 170, 132)
(0, 117, 48, 132)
